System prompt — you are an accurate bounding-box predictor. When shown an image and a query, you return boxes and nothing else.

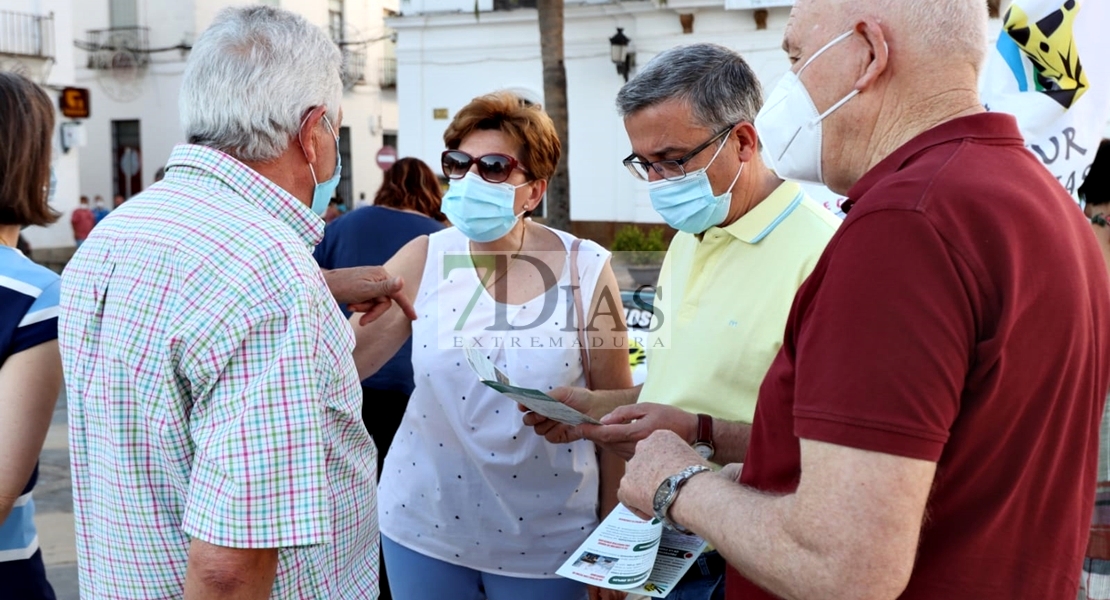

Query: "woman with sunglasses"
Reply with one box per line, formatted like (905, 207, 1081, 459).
(350, 91, 632, 600)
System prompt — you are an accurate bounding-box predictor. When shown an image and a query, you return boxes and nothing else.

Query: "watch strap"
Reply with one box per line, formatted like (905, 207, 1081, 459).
(695, 414, 714, 446)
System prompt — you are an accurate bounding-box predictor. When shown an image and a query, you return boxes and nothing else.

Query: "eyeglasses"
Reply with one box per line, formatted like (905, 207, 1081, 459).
(623, 124, 736, 182)
(442, 150, 531, 184)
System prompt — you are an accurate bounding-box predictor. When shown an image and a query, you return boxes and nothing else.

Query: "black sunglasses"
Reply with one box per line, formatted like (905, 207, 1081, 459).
(442, 150, 531, 184)
(623, 124, 737, 182)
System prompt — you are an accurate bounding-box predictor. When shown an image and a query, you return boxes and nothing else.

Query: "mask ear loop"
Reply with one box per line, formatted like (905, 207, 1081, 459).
(798, 30, 854, 75)
(724, 160, 746, 196)
(801, 31, 881, 128)
(299, 110, 326, 186)
(690, 131, 733, 178)
(716, 125, 746, 195)
(810, 89, 860, 126)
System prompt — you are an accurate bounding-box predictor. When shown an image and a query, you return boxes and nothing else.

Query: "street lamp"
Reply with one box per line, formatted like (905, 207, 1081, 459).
(609, 27, 633, 82)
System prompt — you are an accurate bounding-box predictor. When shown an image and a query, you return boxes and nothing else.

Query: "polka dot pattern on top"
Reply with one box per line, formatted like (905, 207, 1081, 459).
(377, 226, 610, 578)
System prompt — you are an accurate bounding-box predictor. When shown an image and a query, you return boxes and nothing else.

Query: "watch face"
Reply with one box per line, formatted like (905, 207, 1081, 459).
(694, 444, 713, 460)
(653, 478, 676, 513)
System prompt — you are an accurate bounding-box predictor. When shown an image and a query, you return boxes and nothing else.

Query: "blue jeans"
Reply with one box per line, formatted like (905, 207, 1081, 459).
(382, 535, 588, 600)
(663, 551, 725, 600)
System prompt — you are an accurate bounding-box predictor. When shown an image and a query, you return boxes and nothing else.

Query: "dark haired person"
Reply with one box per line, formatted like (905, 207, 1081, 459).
(71, 196, 94, 247)
(90, 196, 108, 224)
(0, 71, 63, 600)
(522, 42, 840, 600)
(1082, 139, 1110, 277)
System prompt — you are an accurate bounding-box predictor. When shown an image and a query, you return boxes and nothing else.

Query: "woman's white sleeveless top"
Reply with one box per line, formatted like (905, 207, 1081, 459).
(377, 225, 610, 578)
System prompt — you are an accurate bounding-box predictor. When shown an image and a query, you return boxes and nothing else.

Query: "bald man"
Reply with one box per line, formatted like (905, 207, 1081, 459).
(615, 2, 1110, 599)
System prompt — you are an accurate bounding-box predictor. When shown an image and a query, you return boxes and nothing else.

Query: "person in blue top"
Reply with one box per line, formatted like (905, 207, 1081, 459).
(90, 196, 109, 224)
(314, 156, 446, 463)
(0, 71, 64, 600)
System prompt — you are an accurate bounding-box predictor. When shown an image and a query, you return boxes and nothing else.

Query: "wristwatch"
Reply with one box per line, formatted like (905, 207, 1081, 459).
(692, 414, 715, 461)
(652, 465, 712, 534)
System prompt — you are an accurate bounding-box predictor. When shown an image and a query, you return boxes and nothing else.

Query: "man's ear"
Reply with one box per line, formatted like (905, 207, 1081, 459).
(298, 106, 327, 165)
(733, 122, 761, 163)
(854, 19, 890, 93)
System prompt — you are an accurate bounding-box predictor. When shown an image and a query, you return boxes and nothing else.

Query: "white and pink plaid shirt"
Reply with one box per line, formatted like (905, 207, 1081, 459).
(59, 145, 379, 599)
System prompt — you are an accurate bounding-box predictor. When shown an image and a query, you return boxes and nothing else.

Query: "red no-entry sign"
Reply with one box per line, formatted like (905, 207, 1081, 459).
(376, 146, 398, 170)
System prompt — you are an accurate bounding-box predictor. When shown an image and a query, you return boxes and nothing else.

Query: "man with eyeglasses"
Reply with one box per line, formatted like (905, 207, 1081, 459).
(523, 43, 839, 599)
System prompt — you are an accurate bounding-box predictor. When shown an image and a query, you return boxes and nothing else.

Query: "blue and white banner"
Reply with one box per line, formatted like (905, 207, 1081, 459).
(980, 0, 1110, 200)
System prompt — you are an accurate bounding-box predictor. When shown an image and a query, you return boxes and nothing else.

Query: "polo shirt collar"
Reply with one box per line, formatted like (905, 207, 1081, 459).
(846, 112, 1024, 203)
(714, 180, 804, 244)
(165, 144, 325, 247)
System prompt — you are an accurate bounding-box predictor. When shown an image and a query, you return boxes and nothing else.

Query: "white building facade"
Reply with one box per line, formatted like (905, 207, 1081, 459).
(0, 0, 82, 253)
(390, 1, 1109, 239)
(390, 0, 800, 238)
(74, 0, 400, 221)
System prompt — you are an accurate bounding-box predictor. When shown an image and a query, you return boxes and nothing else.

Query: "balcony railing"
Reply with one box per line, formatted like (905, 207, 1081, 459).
(339, 45, 367, 89)
(83, 26, 149, 69)
(0, 11, 55, 59)
(381, 57, 396, 89)
(493, 0, 537, 9)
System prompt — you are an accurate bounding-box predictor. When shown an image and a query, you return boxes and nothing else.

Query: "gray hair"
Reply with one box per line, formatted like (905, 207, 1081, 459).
(828, 0, 988, 74)
(616, 44, 763, 130)
(894, 0, 988, 72)
(180, 5, 342, 162)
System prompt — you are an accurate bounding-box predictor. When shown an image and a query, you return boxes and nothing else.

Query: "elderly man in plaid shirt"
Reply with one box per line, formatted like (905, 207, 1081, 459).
(57, 6, 413, 599)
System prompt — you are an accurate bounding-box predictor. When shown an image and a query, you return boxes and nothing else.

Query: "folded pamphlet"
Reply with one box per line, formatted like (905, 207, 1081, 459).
(463, 346, 601, 426)
(557, 504, 708, 597)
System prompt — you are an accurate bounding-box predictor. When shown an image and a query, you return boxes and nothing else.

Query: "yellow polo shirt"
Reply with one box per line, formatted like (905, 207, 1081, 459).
(640, 181, 840, 423)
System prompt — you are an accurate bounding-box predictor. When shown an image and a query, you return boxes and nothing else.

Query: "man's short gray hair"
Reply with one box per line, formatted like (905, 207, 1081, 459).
(180, 5, 343, 162)
(833, 0, 988, 73)
(616, 43, 763, 130)
(895, 0, 988, 72)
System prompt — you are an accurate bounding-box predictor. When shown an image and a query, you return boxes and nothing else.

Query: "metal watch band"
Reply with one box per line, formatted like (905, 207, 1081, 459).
(654, 465, 712, 534)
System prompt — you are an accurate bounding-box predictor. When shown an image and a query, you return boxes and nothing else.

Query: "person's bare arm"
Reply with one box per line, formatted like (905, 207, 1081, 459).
(620, 431, 934, 600)
(184, 539, 278, 600)
(0, 341, 62, 523)
(584, 404, 751, 463)
(582, 258, 634, 391)
(350, 236, 429, 380)
(321, 266, 417, 324)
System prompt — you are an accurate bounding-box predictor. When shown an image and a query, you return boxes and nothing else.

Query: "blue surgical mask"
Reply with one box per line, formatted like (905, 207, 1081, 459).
(442, 172, 528, 243)
(306, 114, 342, 216)
(647, 137, 743, 234)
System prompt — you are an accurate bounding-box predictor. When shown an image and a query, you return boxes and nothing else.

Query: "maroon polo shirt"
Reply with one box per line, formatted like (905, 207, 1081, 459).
(727, 113, 1110, 599)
